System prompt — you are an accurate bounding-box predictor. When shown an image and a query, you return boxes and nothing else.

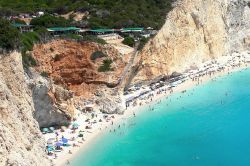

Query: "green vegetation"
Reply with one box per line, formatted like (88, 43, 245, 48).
(0, 7, 17, 17)
(58, 34, 106, 44)
(34, 26, 51, 42)
(91, 51, 107, 61)
(98, 59, 113, 72)
(40, 71, 49, 78)
(0, 18, 38, 68)
(60, 33, 83, 40)
(22, 52, 37, 68)
(20, 32, 41, 68)
(138, 37, 150, 50)
(21, 32, 40, 51)
(0, 0, 173, 29)
(30, 14, 70, 28)
(0, 18, 20, 50)
(53, 54, 61, 62)
(122, 37, 135, 47)
(81, 35, 107, 45)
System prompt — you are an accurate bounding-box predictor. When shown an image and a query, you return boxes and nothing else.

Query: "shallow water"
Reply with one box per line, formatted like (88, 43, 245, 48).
(70, 69, 250, 166)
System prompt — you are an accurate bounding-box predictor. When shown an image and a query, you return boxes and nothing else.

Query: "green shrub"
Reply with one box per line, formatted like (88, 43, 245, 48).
(91, 51, 107, 61)
(82, 35, 107, 45)
(98, 59, 113, 72)
(22, 52, 37, 69)
(122, 37, 135, 47)
(0, 18, 20, 50)
(34, 27, 51, 42)
(53, 54, 61, 61)
(21, 32, 40, 51)
(40, 71, 49, 78)
(20, 31, 41, 68)
(0, 7, 17, 17)
(138, 37, 149, 50)
(30, 14, 70, 28)
(61, 33, 83, 40)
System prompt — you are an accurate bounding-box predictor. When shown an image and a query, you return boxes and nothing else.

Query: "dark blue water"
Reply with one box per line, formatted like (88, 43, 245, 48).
(70, 69, 250, 166)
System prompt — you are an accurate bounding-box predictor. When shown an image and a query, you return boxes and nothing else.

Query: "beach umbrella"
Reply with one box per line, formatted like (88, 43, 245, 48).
(47, 146, 54, 152)
(49, 127, 55, 131)
(55, 142, 63, 147)
(42, 128, 49, 132)
(72, 122, 79, 128)
(62, 137, 68, 144)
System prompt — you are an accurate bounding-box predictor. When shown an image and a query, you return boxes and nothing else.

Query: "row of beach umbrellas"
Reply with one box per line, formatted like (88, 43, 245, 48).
(47, 137, 68, 147)
(42, 122, 80, 133)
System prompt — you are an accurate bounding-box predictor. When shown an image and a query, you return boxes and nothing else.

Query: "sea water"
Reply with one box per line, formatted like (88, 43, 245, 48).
(70, 69, 250, 166)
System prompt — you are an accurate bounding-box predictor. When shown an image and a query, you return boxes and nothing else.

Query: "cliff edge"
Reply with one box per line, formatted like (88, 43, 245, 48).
(132, 0, 250, 84)
(0, 52, 50, 165)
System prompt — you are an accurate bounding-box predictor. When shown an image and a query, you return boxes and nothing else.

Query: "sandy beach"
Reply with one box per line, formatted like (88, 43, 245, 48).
(44, 52, 250, 166)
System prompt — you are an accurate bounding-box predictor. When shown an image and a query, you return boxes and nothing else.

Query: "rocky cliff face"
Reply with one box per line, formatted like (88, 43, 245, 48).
(0, 52, 50, 166)
(132, 0, 250, 83)
(32, 40, 126, 97)
(32, 39, 126, 115)
(30, 74, 75, 128)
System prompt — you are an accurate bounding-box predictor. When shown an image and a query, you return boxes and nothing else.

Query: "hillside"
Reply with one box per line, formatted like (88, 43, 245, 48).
(32, 39, 126, 97)
(0, 0, 173, 29)
(131, 0, 250, 84)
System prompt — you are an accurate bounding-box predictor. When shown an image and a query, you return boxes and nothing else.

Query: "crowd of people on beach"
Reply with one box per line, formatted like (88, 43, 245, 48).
(42, 51, 250, 165)
(124, 51, 250, 109)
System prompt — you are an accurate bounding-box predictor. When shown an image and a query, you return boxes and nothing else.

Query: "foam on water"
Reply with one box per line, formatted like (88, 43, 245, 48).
(70, 68, 250, 166)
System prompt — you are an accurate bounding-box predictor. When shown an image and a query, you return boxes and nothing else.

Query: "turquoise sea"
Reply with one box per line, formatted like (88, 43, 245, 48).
(70, 69, 250, 166)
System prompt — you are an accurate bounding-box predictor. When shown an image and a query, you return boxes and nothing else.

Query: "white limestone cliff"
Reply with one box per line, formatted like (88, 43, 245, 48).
(132, 0, 250, 83)
(0, 52, 50, 166)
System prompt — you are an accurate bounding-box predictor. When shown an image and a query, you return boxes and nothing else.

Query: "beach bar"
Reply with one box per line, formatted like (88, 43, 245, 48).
(47, 27, 81, 35)
(13, 23, 33, 33)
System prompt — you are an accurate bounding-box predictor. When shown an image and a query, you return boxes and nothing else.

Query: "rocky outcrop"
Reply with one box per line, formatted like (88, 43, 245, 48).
(132, 0, 250, 83)
(93, 87, 124, 114)
(30, 74, 75, 128)
(0, 52, 50, 166)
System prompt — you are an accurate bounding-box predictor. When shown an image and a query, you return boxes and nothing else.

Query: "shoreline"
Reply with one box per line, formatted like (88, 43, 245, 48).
(49, 54, 250, 166)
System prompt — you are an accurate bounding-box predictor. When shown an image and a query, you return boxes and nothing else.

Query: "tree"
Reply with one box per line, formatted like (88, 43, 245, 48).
(122, 37, 135, 47)
(91, 51, 107, 61)
(98, 59, 113, 72)
(34, 26, 50, 42)
(138, 37, 149, 50)
(0, 18, 20, 51)
(0, 7, 17, 17)
(30, 14, 70, 28)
